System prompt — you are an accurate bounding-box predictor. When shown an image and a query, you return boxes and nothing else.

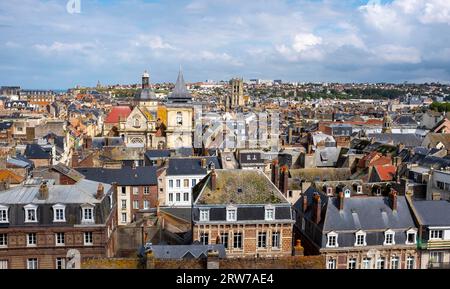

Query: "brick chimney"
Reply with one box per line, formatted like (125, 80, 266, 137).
(279, 166, 289, 196)
(302, 196, 308, 213)
(210, 169, 217, 191)
(337, 191, 344, 211)
(312, 193, 321, 224)
(71, 150, 79, 168)
(96, 183, 104, 200)
(293, 239, 304, 256)
(389, 189, 398, 212)
(271, 160, 280, 186)
(38, 181, 49, 200)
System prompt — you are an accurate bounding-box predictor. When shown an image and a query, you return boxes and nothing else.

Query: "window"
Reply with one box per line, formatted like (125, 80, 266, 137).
(362, 258, 371, 269)
(199, 209, 210, 222)
(406, 256, 415, 269)
(169, 193, 173, 202)
(355, 231, 366, 246)
(184, 179, 189, 188)
(169, 180, 173, 188)
(326, 232, 338, 248)
(272, 231, 280, 249)
(81, 205, 94, 223)
(0, 206, 8, 223)
(376, 257, 385, 269)
(143, 200, 149, 210)
(344, 189, 351, 198)
(390, 256, 399, 269)
(0, 234, 7, 247)
(133, 118, 140, 128)
(265, 206, 275, 221)
(121, 187, 126, 195)
(176, 193, 181, 202)
(84, 232, 93, 245)
(24, 204, 38, 223)
(56, 258, 65, 270)
(121, 200, 127, 209)
(430, 230, 443, 240)
(144, 187, 150, 195)
(227, 207, 237, 222)
(384, 230, 395, 245)
(348, 258, 357, 269)
(221, 233, 229, 249)
(133, 187, 139, 195)
(27, 233, 37, 246)
(176, 112, 183, 126)
(192, 179, 197, 187)
(200, 232, 209, 245)
(53, 204, 66, 222)
(55, 233, 65, 246)
(430, 251, 444, 263)
(27, 258, 38, 270)
(406, 229, 417, 244)
(0, 260, 8, 269)
(121, 213, 127, 223)
(327, 258, 337, 269)
(133, 200, 139, 210)
(184, 193, 189, 202)
(233, 232, 242, 249)
(258, 232, 267, 248)
(176, 180, 181, 188)
(357, 186, 363, 194)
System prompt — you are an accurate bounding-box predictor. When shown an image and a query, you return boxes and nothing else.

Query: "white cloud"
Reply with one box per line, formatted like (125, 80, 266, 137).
(134, 35, 176, 50)
(33, 42, 96, 55)
(292, 33, 322, 53)
(372, 45, 422, 64)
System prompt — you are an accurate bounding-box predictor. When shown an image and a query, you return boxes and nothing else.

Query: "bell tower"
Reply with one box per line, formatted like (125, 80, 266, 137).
(142, 70, 150, 90)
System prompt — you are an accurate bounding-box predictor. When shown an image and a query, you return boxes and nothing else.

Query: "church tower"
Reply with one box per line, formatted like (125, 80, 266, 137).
(226, 78, 244, 111)
(382, 112, 393, 133)
(142, 70, 150, 89)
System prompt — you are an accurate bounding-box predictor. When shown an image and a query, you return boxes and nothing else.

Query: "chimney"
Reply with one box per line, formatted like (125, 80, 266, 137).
(71, 150, 79, 168)
(210, 169, 217, 191)
(312, 193, 321, 224)
(271, 160, 280, 187)
(201, 158, 207, 169)
(38, 181, 49, 200)
(389, 189, 398, 212)
(302, 195, 308, 213)
(293, 239, 304, 256)
(337, 191, 344, 211)
(85, 136, 93, 149)
(111, 182, 118, 206)
(96, 183, 104, 200)
(279, 166, 289, 196)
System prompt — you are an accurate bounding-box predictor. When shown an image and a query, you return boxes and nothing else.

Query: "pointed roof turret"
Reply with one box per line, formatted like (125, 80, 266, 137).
(168, 67, 192, 103)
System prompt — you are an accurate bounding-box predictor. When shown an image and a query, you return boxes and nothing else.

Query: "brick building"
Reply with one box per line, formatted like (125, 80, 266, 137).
(0, 178, 117, 269)
(192, 169, 295, 258)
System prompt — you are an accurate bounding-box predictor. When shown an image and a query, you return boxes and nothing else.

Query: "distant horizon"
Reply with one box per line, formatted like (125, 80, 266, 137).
(1, 0, 450, 88)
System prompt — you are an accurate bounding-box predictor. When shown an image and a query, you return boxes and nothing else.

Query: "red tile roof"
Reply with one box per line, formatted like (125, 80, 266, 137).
(374, 165, 396, 181)
(104, 106, 132, 124)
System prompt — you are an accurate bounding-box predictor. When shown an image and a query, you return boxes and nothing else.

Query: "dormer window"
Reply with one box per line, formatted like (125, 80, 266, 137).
(344, 189, 351, 198)
(355, 230, 367, 246)
(384, 229, 395, 245)
(265, 206, 275, 221)
(326, 232, 338, 248)
(81, 204, 94, 224)
(406, 228, 417, 245)
(199, 209, 210, 222)
(226, 206, 237, 222)
(52, 204, 66, 222)
(0, 205, 9, 223)
(24, 204, 38, 223)
(357, 186, 363, 194)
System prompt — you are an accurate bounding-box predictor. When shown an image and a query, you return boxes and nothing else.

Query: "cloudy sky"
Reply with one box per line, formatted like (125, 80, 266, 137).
(1, 0, 450, 89)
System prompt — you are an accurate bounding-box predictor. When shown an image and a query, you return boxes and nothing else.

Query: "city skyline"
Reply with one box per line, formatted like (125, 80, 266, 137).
(1, 0, 450, 89)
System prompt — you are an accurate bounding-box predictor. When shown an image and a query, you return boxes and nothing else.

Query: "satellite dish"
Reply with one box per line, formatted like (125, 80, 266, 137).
(66, 249, 81, 269)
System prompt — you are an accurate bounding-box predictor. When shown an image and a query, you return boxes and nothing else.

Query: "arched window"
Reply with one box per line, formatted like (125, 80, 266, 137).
(133, 118, 140, 128)
(176, 112, 183, 126)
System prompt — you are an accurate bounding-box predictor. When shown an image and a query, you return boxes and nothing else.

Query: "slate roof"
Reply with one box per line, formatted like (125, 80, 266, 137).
(394, 115, 418, 126)
(0, 122, 13, 131)
(160, 207, 192, 223)
(167, 69, 192, 103)
(166, 157, 221, 176)
(315, 147, 341, 167)
(368, 133, 422, 148)
(24, 144, 51, 159)
(76, 167, 158, 186)
(413, 200, 450, 226)
(148, 245, 226, 259)
(145, 150, 171, 159)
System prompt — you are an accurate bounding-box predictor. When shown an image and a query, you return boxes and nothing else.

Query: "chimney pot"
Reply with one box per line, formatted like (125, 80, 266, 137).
(313, 193, 322, 224)
(302, 196, 308, 212)
(38, 181, 49, 200)
(96, 183, 104, 200)
(338, 191, 344, 211)
(389, 189, 398, 211)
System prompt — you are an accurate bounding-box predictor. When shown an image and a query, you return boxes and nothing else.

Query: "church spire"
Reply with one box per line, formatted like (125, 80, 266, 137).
(168, 66, 192, 102)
